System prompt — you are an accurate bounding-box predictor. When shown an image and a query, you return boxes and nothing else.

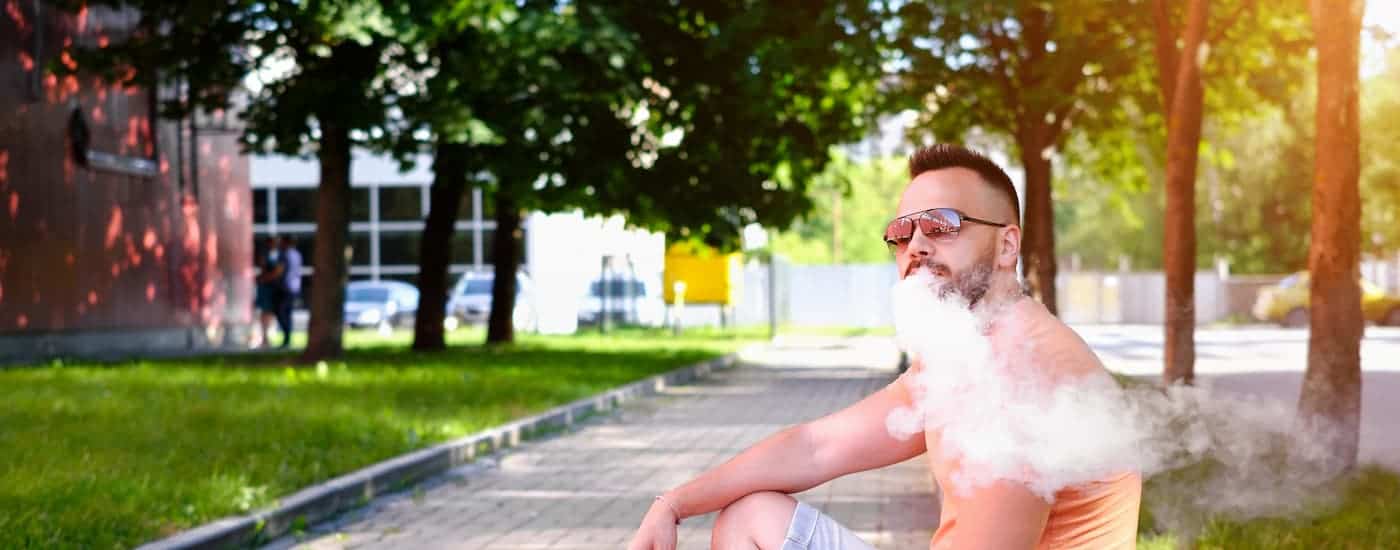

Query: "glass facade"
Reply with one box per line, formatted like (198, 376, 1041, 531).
(275, 188, 317, 224)
(378, 186, 423, 221)
(250, 183, 510, 305)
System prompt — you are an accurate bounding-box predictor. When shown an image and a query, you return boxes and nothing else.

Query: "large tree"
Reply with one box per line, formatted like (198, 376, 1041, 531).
(1154, 0, 1210, 385)
(1151, 0, 1311, 384)
(65, 0, 403, 362)
(605, 0, 887, 246)
(387, 1, 640, 349)
(891, 1, 1142, 314)
(399, 0, 885, 346)
(1298, 0, 1365, 469)
(1049, 0, 1312, 279)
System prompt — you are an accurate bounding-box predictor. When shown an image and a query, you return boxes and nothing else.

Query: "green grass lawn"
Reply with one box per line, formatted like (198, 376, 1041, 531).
(0, 326, 760, 549)
(1138, 465, 1400, 549)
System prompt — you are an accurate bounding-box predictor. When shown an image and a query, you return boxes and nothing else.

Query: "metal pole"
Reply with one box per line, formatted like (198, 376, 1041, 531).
(768, 252, 778, 341)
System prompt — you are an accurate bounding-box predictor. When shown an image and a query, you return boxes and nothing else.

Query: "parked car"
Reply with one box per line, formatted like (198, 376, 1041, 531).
(579, 277, 665, 327)
(1253, 271, 1400, 327)
(345, 280, 419, 329)
(447, 271, 538, 331)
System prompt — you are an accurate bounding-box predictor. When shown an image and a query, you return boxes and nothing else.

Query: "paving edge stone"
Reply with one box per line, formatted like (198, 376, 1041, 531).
(136, 348, 749, 550)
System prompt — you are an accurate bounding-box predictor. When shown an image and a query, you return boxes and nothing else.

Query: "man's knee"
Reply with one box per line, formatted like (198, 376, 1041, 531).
(712, 492, 797, 550)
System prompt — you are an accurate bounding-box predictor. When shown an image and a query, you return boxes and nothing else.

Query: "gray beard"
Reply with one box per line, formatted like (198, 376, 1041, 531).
(937, 258, 995, 307)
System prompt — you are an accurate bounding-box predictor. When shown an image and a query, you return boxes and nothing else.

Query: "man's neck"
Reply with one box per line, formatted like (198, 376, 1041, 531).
(972, 273, 1026, 323)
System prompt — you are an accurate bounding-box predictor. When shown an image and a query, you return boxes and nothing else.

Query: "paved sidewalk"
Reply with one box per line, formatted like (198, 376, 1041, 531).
(278, 336, 939, 549)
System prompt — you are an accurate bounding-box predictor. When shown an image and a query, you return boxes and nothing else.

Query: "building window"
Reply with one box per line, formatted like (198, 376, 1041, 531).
(276, 188, 317, 224)
(253, 189, 269, 224)
(350, 187, 371, 222)
(451, 230, 475, 265)
(379, 231, 422, 266)
(379, 186, 422, 221)
(349, 232, 372, 266)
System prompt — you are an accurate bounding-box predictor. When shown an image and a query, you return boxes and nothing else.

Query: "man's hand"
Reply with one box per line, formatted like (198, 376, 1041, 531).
(627, 500, 680, 550)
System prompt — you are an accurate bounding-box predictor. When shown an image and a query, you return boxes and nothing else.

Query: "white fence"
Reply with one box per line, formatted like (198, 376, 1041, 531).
(705, 254, 1400, 329)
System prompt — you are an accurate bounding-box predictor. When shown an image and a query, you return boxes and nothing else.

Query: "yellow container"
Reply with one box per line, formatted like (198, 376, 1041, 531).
(663, 243, 743, 305)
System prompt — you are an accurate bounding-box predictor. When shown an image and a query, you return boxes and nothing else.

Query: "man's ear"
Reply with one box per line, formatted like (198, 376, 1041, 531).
(998, 225, 1021, 268)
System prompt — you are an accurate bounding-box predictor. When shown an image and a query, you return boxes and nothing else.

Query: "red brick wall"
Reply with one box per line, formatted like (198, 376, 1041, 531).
(0, 2, 252, 340)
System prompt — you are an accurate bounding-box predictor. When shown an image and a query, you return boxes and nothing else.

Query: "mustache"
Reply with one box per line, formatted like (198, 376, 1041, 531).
(906, 258, 952, 277)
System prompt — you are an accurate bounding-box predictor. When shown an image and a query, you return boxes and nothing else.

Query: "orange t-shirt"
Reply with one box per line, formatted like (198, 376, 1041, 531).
(906, 298, 1142, 549)
(928, 469, 1142, 550)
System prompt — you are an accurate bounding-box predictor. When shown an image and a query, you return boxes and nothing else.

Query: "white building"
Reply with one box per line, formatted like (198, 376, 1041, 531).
(250, 152, 664, 334)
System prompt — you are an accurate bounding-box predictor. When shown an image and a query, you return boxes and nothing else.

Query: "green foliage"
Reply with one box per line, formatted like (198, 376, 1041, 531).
(891, 0, 1145, 153)
(61, 0, 407, 153)
(772, 153, 907, 264)
(1195, 97, 1314, 275)
(0, 329, 757, 548)
(597, 0, 889, 249)
(1361, 48, 1400, 257)
(63, 0, 887, 252)
(1042, 0, 1314, 273)
(386, 0, 891, 251)
(1057, 44, 1400, 274)
(384, 0, 641, 206)
(1055, 123, 1165, 271)
(54, 0, 262, 119)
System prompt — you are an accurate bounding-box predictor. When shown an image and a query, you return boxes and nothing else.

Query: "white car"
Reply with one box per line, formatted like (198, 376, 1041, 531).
(579, 277, 666, 327)
(344, 280, 419, 329)
(447, 271, 538, 331)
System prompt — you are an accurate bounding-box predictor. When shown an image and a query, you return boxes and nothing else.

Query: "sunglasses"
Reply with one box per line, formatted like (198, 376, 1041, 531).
(883, 207, 1008, 253)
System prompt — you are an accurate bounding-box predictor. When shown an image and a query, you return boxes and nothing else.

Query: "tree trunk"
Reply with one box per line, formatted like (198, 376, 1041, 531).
(1159, 0, 1208, 385)
(412, 141, 471, 351)
(301, 121, 353, 362)
(486, 195, 522, 345)
(1018, 137, 1058, 315)
(1299, 0, 1364, 470)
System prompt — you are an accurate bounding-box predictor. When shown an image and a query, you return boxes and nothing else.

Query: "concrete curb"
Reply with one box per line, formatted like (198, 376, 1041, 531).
(136, 350, 747, 550)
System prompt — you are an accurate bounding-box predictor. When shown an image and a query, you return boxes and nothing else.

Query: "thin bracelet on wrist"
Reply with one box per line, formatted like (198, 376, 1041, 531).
(655, 495, 682, 525)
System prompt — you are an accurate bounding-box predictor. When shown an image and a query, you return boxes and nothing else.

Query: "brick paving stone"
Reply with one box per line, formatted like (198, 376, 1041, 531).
(275, 336, 939, 550)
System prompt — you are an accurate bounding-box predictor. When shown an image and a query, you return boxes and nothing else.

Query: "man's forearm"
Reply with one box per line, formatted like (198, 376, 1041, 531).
(660, 424, 827, 520)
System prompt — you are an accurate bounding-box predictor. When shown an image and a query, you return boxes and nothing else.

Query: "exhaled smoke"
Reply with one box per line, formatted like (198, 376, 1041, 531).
(889, 272, 1348, 538)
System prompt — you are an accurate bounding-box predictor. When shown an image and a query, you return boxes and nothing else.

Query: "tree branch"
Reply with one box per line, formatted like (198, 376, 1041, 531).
(983, 20, 1022, 114)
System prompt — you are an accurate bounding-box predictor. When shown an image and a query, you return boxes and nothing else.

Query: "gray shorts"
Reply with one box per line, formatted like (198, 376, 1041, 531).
(780, 501, 876, 550)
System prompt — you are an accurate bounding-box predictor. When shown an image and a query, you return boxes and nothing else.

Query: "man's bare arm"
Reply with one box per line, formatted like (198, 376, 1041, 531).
(658, 378, 927, 520)
(947, 481, 1052, 550)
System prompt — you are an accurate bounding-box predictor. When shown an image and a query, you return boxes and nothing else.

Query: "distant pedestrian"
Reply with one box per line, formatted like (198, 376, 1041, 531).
(276, 235, 304, 348)
(253, 236, 281, 348)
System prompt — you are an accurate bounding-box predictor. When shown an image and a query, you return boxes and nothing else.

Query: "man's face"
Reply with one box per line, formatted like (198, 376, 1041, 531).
(891, 167, 1018, 305)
